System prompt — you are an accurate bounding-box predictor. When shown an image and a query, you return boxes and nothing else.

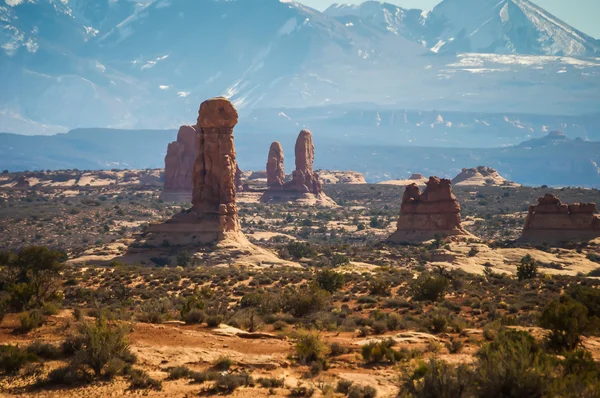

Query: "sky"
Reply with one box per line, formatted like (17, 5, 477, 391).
(299, 0, 600, 38)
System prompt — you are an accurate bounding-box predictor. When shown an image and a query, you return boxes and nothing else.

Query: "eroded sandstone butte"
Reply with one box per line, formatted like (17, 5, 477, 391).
(388, 177, 473, 243)
(260, 130, 336, 206)
(161, 125, 197, 202)
(266, 141, 285, 189)
(520, 194, 600, 244)
(145, 97, 243, 244)
(452, 166, 519, 187)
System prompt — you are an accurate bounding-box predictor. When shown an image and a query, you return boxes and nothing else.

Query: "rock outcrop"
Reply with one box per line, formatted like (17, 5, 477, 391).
(452, 166, 519, 187)
(145, 97, 243, 244)
(161, 125, 197, 202)
(388, 177, 473, 244)
(266, 141, 285, 189)
(317, 170, 367, 185)
(519, 194, 600, 244)
(260, 130, 336, 206)
(378, 173, 428, 186)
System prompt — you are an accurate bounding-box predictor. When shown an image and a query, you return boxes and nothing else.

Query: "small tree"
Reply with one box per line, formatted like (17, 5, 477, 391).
(176, 250, 191, 267)
(316, 270, 345, 293)
(540, 297, 591, 351)
(410, 273, 449, 302)
(1, 247, 65, 311)
(517, 255, 537, 281)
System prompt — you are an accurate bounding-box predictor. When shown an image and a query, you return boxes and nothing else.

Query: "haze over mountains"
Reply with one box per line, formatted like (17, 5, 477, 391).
(0, 0, 599, 186)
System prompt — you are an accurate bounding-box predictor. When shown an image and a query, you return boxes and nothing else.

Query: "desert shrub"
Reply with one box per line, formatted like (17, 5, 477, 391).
(176, 250, 191, 267)
(26, 341, 61, 360)
(46, 365, 92, 386)
(540, 296, 599, 351)
(69, 316, 134, 377)
(190, 370, 219, 383)
(212, 372, 253, 393)
(329, 342, 350, 356)
(282, 285, 330, 318)
(168, 366, 191, 380)
(129, 368, 162, 390)
(348, 384, 377, 398)
(468, 247, 479, 257)
(286, 242, 317, 259)
(588, 267, 600, 277)
(0, 344, 38, 374)
(402, 358, 472, 398)
(295, 332, 330, 365)
(361, 339, 402, 364)
(213, 356, 234, 371)
(369, 278, 391, 296)
(422, 311, 448, 334)
(257, 377, 285, 388)
(205, 315, 223, 327)
(182, 308, 204, 324)
(446, 338, 464, 354)
(517, 255, 537, 281)
(316, 270, 345, 293)
(475, 329, 553, 397)
(410, 273, 449, 302)
(568, 285, 600, 318)
(337, 379, 354, 394)
(18, 309, 45, 332)
(1, 246, 65, 311)
(331, 253, 350, 266)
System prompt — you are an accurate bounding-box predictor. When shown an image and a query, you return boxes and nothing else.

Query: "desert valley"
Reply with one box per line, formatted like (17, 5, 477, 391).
(2, 0, 600, 397)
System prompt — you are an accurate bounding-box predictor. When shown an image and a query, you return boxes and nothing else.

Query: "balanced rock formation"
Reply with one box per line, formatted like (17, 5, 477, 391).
(266, 141, 285, 188)
(452, 166, 519, 187)
(145, 97, 243, 244)
(388, 177, 473, 244)
(161, 125, 197, 202)
(260, 130, 336, 207)
(519, 194, 600, 244)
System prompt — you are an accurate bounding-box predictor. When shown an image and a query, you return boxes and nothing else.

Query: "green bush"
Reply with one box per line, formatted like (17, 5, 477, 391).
(402, 358, 472, 398)
(410, 273, 449, 302)
(26, 341, 61, 360)
(282, 285, 330, 318)
(316, 270, 345, 293)
(212, 372, 253, 393)
(295, 332, 330, 365)
(70, 317, 135, 377)
(183, 309, 205, 325)
(0, 344, 38, 374)
(540, 296, 600, 351)
(129, 368, 162, 390)
(18, 309, 45, 332)
(213, 356, 234, 371)
(168, 366, 191, 380)
(1, 246, 65, 311)
(517, 255, 537, 281)
(361, 339, 402, 364)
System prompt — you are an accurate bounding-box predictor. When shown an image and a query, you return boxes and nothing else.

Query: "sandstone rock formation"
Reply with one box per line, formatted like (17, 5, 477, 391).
(388, 177, 473, 244)
(452, 166, 519, 187)
(317, 170, 367, 185)
(260, 130, 336, 206)
(378, 173, 428, 186)
(161, 125, 197, 202)
(519, 194, 600, 244)
(266, 141, 285, 189)
(145, 97, 243, 243)
(235, 165, 244, 192)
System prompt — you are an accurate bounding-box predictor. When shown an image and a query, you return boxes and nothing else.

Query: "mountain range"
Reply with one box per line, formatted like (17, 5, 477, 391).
(1, 0, 599, 138)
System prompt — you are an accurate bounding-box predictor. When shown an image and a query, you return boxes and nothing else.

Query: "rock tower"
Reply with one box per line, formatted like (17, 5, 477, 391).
(145, 98, 243, 244)
(266, 141, 285, 189)
(519, 194, 600, 244)
(260, 130, 336, 206)
(161, 125, 197, 202)
(388, 177, 473, 243)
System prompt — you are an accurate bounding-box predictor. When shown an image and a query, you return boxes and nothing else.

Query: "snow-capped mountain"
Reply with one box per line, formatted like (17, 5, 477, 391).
(424, 0, 599, 56)
(327, 0, 599, 56)
(0, 0, 599, 137)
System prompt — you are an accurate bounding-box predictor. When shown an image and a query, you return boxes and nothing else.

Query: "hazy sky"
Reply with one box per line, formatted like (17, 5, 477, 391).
(299, 0, 600, 38)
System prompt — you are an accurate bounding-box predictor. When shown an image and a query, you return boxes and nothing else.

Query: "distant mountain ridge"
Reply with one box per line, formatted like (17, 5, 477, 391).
(326, 0, 600, 56)
(1, 126, 599, 188)
(0, 0, 599, 136)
